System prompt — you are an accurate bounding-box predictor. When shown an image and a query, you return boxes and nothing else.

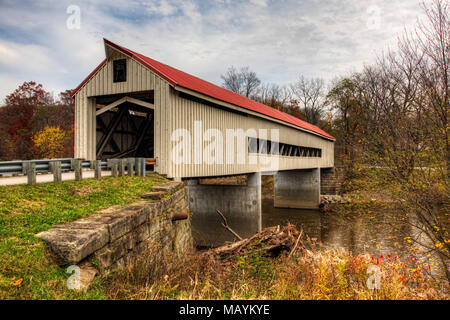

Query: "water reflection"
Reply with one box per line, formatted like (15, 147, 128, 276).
(262, 198, 411, 259)
(192, 197, 446, 279)
(193, 198, 426, 261)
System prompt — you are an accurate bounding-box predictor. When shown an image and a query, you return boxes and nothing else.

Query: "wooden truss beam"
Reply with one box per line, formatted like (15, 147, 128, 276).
(97, 116, 121, 153)
(110, 112, 153, 158)
(96, 96, 154, 116)
(96, 106, 127, 158)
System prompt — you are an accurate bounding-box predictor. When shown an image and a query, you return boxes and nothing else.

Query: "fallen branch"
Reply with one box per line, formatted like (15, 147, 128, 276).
(288, 229, 304, 258)
(216, 210, 243, 241)
(210, 224, 307, 259)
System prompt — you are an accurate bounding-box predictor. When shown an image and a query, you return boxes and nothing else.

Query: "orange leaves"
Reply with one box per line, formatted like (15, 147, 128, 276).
(11, 276, 23, 287)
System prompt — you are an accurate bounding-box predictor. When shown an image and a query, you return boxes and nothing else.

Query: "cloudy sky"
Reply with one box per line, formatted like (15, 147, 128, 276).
(0, 0, 424, 103)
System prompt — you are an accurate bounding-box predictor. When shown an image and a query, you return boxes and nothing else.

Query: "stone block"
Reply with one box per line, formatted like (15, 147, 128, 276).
(141, 191, 166, 200)
(167, 198, 188, 217)
(36, 227, 109, 265)
(160, 188, 185, 212)
(97, 205, 124, 215)
(94, 246, 113, 269)
(123, 202, 150, 226)
(151, 181, 183, 194)
(79, 261, 99, 291)
(148, 218, 161, 237)
(94, 233, 135, 269)
(135, 223, 150, 242)
(107, 208, 145, 242)
(146, 201, 162, 220)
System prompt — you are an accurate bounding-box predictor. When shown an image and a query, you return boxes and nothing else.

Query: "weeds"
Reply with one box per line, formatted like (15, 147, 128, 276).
(102, 237, 448, 300)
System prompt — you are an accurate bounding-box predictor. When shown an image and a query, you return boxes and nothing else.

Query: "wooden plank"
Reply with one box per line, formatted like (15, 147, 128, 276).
(71, 160, 83, 181)
(94, 160, 102, 179)
(96, 97, 128, 116)
(24, 162, 36, 186)
(50, 161, 62, 183)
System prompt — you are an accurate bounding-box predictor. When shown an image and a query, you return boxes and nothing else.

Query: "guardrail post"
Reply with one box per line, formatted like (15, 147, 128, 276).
(135, 158, 142, 177)
(142, 158, 146, 177)
(50, 161, 62, 183)
(118, 159, 126, 177)
(94, 160, 102, 179)
(71, 159, 82, 181)
(108, 159, 119, 177)
(127, 158, 135, 177)
(24, 162, 36, 186)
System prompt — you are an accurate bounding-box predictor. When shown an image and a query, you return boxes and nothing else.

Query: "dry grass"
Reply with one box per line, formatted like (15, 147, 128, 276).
(102, 229, 449, 300)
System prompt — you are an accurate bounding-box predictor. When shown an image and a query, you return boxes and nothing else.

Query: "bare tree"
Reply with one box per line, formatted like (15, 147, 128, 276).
(291, 76, 326, 125)
(415, 0, 449, 175)
(258, 83, 291, 110)
(221, 66, 261, 98)
(328, 0, 450, 280)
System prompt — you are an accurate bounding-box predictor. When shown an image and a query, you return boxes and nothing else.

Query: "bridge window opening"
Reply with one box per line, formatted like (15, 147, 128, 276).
(248, 138, 322, 158)
(113, 59, 127, 83)
(248, 137, 258, 153)
(291, 147, 296, 157)
(300, 147, 306, 157)
(258, 139, 268, 154)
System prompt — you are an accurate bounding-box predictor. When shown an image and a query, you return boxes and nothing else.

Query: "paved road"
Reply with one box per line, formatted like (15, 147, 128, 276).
(0, 170, 112, 186)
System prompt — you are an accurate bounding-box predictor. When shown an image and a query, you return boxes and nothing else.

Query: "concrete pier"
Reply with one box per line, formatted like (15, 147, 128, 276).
(188, 172, 261, 247)
(274, 168, 320, 209)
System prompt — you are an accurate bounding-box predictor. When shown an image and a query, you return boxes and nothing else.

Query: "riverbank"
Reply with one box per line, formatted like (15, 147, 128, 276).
(103, 224, 448, 300)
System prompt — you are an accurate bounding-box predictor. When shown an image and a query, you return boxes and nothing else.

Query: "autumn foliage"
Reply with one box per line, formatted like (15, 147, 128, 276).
(0, 82, 74, 160)
(32, 126, 68, 159)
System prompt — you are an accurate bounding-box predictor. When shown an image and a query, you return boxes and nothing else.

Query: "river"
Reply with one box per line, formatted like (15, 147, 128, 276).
(262, 198, 411, 259)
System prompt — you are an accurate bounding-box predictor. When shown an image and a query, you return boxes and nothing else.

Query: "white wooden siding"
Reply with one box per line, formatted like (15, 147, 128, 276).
(168, 90, 334, 178)
(73, 48, 171, 174)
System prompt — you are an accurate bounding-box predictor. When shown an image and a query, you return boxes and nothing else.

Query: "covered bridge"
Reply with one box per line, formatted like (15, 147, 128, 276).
(71, 39, 337, 242)
(71, 39, 335, 180)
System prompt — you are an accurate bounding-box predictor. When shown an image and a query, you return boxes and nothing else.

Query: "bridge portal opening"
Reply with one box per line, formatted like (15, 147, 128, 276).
(95, 92, 155, 160)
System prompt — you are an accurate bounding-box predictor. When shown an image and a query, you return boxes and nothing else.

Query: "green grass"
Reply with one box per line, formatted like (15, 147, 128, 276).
(0, 175, 167, 299)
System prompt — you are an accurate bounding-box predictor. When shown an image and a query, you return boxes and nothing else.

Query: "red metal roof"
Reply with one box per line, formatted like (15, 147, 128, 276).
(72, 39, 335, 140)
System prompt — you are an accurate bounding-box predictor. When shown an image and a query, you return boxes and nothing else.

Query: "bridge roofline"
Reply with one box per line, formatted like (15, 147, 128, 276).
(71, 38, 335, 141)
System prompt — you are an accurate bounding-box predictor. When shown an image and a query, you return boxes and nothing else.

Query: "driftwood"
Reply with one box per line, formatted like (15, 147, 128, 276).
(216, 210, 243, 241)
(211, 224, 308, 260)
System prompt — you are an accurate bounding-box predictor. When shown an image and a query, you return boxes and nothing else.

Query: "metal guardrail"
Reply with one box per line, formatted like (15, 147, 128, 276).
(0, 158, 108, 175)
(0, 157, 149, 185)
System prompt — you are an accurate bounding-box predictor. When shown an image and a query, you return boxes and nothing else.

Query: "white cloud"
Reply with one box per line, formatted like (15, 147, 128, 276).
(0, 0, 425, 102)
(250, 0, 268, 7)
(143, 0, 178, 16)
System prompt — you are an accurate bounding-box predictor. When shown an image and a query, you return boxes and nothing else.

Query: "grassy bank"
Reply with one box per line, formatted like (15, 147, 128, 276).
(0, 175, 166, 299)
